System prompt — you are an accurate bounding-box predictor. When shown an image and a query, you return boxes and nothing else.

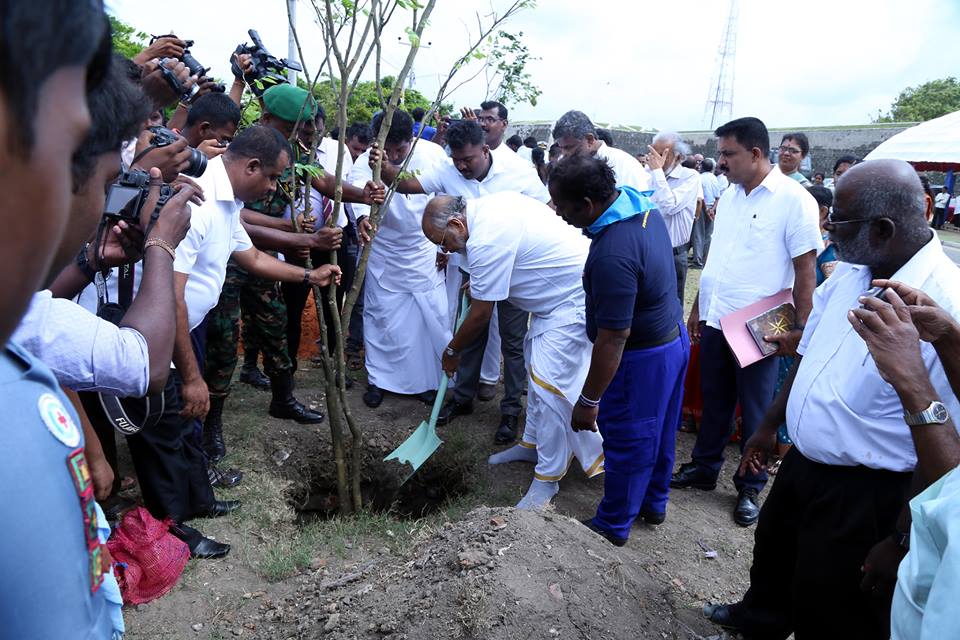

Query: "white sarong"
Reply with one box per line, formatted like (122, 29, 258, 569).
(363, 270, 450, 394)
(521, 314, 604, 481)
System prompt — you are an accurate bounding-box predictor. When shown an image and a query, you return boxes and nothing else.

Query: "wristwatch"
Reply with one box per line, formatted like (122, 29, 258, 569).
(444, 345, 459, 357)
(903, 401, 950, 426)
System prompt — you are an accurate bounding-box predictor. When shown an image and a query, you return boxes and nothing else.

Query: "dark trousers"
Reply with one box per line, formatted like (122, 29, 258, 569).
(729, 447, 911, 639)
(452, 281, 527, 416)
(691, 325, 778, 493)
(933, 207, 946, 229)
(593, 326, 689, 540)
(282, 243, 356, 367)
(127, 323, 215, 522)
(690, 212, 713, 266)
(673, 243, 689, 302)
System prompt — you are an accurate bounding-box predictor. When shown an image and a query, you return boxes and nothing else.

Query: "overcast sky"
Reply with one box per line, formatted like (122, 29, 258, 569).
(106, 0, 960, 131)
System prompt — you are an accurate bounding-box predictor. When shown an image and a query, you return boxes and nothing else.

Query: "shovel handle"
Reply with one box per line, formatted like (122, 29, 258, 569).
(428, 295, 471, 426)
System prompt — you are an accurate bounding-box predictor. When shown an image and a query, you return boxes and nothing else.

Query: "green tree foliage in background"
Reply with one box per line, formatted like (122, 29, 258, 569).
(485, 30, 541, 108)
(303, 75, 452, 127)
(110, 15, 148, 59)
(875, 77, 960, 123)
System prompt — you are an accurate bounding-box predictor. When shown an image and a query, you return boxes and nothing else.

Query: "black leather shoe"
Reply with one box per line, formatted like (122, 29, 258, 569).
(477, 382, 497, 401)
(363, 384, 384, 408)
(436, 399, 473, 426)
(201, 500, 242, 519)
(639, 509, 666, 525)
(580, 518, 627, 547)
(417, 390, 437, 405)
(734, 488, 761, 526)
(269, 400, 325, 424)
(239, 366, 271, 391)
(202, 395, 227, 463)
(208, 465, 243, 489)
(494, 415, 518, 444)
(702, 603, 742, 631)
(670, 462, 717, 490)
(170, 523, 231, 559)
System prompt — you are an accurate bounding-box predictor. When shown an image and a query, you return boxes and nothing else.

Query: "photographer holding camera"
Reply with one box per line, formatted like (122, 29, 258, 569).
(180, 92, 241, 160)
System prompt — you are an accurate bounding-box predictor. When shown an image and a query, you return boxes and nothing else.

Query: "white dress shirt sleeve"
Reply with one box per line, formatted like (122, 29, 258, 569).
(173, 204, 209, 274)
(467, 224, 522, 302)
(12, 291, 151, 396)
(795, 264, 846, 356)
(649, 168, 700, 219)
(786, 191, 825, 259)
(231, 219, 253, 253)
(518, 167, 550, 203)
(416, 162, 448, 195)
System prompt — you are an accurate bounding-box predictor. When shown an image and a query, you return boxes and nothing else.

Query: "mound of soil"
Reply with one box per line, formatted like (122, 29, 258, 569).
(247, 507, 710, 639)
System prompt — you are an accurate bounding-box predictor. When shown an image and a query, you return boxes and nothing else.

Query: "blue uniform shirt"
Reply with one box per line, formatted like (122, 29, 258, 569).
(583, 188, 682, 342)
(0, 342, 114, 639)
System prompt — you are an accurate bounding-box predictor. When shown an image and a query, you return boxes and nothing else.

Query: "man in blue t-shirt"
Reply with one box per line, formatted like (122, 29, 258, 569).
(549, 154, 690, 546)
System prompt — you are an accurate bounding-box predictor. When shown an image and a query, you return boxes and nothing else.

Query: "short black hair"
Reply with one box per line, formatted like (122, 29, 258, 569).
(72, 54, 150, 189)
(833, 154, 859, 173)
(548, 154, 616, 204)
(226, 124, 293, 167)
(523, 136, 537, 148)
(714, 117, 770, 156)
(480, 100, 507, 120)
(410, 107, 426, 122)
(446, 120, 486, 150)
(315, 104, 327, 125)
(806, 185, 833, 209)
(814, 171, 825, 180)
(505, 134, 523, 148)
(346, 121, 373, 145)
(701, 157, 715, 172)
(595, 128, 614, 147)
(372, 110, 414, 145)
(531, 147, 545, 166)
(1, 2, 110, 155)
(781, 132, 809, 157)
(185, 93, 241, 130)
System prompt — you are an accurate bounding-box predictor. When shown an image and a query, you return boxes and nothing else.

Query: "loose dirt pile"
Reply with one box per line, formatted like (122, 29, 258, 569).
(239, 507, 709, 639)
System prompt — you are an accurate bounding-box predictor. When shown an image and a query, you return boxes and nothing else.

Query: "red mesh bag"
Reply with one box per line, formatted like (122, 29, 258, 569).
(106, 506, 190, 604)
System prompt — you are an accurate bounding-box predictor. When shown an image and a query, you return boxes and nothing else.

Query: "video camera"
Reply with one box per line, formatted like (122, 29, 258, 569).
(151, 34, 226, 101)
(103, 169, 175, 224)
(231, 29, 303, 96)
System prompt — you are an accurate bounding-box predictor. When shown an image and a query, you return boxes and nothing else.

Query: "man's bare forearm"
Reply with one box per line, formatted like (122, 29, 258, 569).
(241, 209, 295, 231)
(241, 220, 312, 252)
(172, 274, 202, 382)
(118, 245, 176, 392)
(792, 251, 817, 326)
(581, 329, 629, 400)
(934, 321, 960, 399)
(448, 301, 493, 352)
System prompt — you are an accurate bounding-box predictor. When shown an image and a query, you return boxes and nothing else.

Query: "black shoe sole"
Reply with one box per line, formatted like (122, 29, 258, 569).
(669, 480, 717, 491)
(269, 409, 325, 424)
(734, 514, 760, 527)
(639, 511, 666, 525)
(363, 393, 384, 408)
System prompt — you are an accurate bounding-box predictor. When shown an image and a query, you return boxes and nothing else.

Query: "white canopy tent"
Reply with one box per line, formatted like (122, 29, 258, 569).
(865, 110, 960, 171)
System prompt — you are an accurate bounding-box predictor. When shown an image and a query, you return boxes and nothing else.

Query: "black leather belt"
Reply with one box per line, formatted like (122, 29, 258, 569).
(672, 244, 688, 256)
(624, 325, 681, 351)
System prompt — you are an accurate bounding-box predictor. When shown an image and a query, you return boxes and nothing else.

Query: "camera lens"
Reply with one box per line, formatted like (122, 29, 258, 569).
(184, 147, 207, 178)
(181, 51, 206, 78)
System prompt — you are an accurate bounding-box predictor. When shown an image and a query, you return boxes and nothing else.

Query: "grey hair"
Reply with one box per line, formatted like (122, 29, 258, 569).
(424, 194, 467, 232)
(652, 131, 691, 156)
(552, 110, 596, 141)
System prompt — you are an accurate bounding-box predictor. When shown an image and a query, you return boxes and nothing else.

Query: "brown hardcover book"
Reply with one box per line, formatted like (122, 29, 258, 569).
(745, 303, 796, 358)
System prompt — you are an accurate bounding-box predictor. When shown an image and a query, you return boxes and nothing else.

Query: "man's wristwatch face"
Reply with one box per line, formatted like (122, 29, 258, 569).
(444, 347, 457, 357)
(905, 401, 950, 426)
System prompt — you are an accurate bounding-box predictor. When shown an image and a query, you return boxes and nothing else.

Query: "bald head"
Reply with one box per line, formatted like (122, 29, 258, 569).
(836, 159, 928, 231)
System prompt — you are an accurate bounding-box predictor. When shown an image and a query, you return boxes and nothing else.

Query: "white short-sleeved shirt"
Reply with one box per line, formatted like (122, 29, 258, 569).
(174, 155, 253, 330)
(787, 235, 960, 471)
(417, 146, 549, 203)
(595, 141, 651, 192)
(12, 290, 151, 397)
(648, 163, 701, 247)
(700, 170, 721, 206)
(464, 192, 589, 322)
(350, 142, 448, 293)
(698, 166, 823, 329)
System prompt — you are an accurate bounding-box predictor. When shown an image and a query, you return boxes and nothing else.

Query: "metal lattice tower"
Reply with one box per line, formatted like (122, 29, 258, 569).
(703, 0, 739, 129)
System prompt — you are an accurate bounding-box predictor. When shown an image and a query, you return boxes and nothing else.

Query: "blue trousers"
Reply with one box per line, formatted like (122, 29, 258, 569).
(592, 325, 690, 540)
(691, 325, 778, 493)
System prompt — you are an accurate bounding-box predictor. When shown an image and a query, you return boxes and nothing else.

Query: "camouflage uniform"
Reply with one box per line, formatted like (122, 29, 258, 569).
(203, 170, 296, 397)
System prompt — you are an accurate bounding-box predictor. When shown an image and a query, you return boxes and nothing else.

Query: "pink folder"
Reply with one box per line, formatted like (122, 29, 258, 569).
(719, 289, 794, 368)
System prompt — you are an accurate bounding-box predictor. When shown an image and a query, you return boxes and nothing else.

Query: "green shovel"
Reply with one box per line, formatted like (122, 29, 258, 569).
(383, 295, 470, 481)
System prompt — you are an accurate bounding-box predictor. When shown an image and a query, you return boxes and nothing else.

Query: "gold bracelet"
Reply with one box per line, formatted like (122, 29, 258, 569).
(144, 237, 176, 261)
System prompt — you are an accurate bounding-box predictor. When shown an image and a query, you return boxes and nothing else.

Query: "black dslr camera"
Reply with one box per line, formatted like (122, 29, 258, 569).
(103, 169, 175, 223)
(231, 29, 303, 96)
(151, 34, 226, 100)
(147, 125, 207, 177)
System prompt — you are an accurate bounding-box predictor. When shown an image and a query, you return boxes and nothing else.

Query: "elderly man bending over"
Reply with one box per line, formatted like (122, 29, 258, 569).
(423, 192, 604, 509)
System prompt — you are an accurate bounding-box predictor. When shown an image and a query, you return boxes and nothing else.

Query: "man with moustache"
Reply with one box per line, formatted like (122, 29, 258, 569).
(705, 159, 960, 640)
(671, 117, 822, 527)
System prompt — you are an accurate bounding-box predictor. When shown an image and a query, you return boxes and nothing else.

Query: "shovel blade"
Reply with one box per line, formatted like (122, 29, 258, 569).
(383, 420, 442, 480)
